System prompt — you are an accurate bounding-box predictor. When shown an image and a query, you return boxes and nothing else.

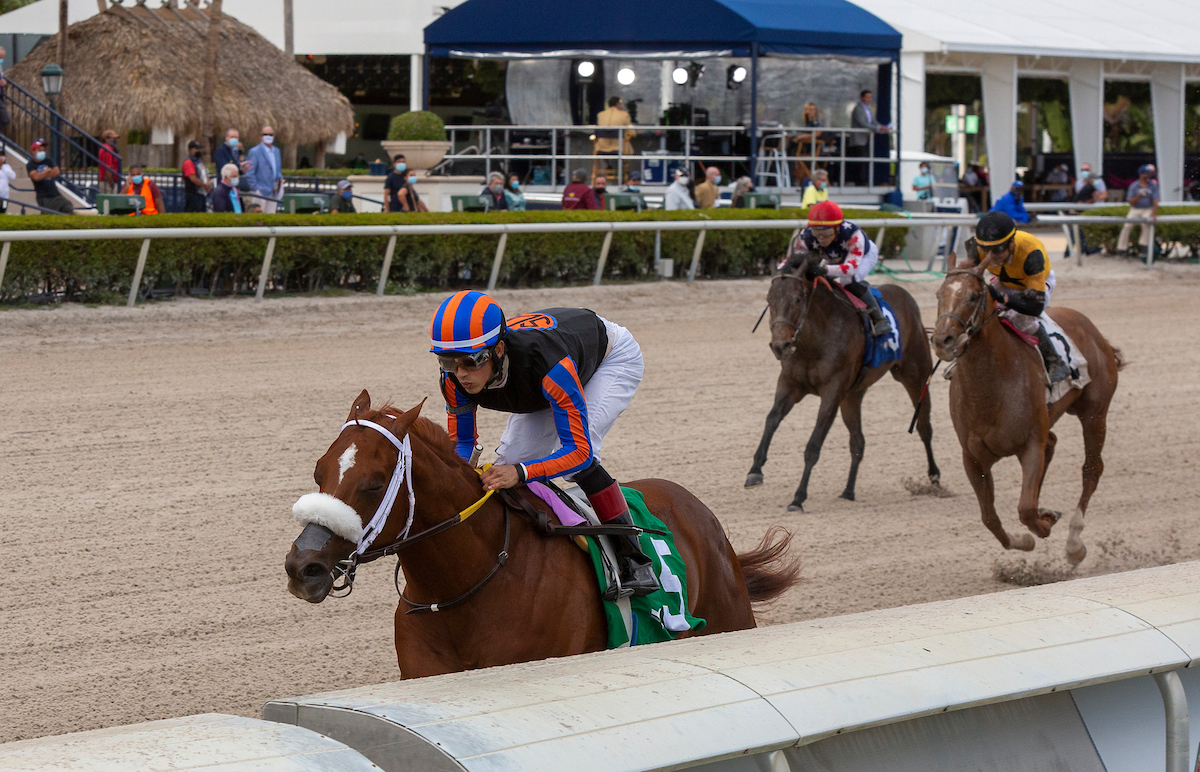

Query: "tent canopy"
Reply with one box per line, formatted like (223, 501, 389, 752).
(425, 0, 901, 60)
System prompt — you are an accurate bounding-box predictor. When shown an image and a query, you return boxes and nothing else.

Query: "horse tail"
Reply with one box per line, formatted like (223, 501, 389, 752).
(736, 525, 802, 605)
(1113, 346, 1128, 371)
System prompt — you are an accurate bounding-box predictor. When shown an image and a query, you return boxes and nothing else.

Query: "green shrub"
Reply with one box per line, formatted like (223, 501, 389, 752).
(1077, 205, 1200, 258)
(0, 208, 904, 303)
(387, 111, 447, 142)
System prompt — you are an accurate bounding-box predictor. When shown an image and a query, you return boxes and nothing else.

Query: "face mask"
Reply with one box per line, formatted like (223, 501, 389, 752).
(132, 175, 144, 184)
(510, 180, 519, 190)
(229, 177, 239, 187)
(677, 176, 689, 185)
(594, 186, 606, 194)
(491, 184, 503, 193)
(819, 182, 828, 191)
(628, 185, 640, 192)
(714, 175, 722, 185)
(228, 138, 239, 148)
(341, 190, 352, 200)
(35, 151, 46, 162)
(395, 162, 407, 172)
(920, 168, 929, 175)
(1080, 170, 1091, 179)
(407, 175, 418, 185)
(262, 135, 274, 145)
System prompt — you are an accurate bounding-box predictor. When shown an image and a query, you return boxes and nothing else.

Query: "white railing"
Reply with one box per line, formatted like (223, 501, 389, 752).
(0, 216, 977, 308)
(1039, 212, 1200, 267)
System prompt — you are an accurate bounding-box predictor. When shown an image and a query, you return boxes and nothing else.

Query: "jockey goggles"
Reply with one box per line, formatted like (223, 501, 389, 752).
(436, 347, 492, 372)
(810, 226, 836, 236)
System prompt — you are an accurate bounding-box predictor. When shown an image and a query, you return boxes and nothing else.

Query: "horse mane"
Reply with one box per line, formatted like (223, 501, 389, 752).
(366, 403, 471, 473)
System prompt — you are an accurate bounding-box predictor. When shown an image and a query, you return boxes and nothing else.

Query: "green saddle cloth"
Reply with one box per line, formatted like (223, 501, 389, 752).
(586, 487, 706, 649)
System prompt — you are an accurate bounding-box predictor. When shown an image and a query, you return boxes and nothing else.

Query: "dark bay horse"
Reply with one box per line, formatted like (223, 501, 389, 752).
(932, 255, 1123, 563)
(285, 391, 801, 678)
(746, 269, 939, 511)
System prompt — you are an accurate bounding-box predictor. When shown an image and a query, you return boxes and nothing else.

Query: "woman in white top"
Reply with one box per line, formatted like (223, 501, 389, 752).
(664, 171, 695, 211)
(0, 147, 16, 214)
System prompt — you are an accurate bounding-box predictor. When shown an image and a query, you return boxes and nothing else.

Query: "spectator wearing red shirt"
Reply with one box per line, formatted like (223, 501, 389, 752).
(181, 140, 211, 212)
(561, 168, 600, 210)
(98, 130, 120, 194)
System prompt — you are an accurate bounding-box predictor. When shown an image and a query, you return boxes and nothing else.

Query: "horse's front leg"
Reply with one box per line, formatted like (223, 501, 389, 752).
(962, 448, 1034, 551)
(746, 377, 802, 488)
(788, 388, 842, 512)
(1017, 438, 1059, 538)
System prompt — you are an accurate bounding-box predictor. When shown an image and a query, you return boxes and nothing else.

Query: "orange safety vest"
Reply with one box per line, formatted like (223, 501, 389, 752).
(123, 178, 158, 215)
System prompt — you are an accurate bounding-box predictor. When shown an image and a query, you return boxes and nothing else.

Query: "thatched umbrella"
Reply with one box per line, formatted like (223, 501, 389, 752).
(8, 2, 353, 163)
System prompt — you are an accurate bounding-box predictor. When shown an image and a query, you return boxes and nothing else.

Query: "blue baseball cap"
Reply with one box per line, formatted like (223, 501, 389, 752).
(1011, 180, 1024, 188)
(1138, 164, 1156, 175)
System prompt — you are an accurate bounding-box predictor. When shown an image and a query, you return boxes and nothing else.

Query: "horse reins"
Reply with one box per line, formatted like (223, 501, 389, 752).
(771, 273, 817, 347)
(936, 269, 999, 346)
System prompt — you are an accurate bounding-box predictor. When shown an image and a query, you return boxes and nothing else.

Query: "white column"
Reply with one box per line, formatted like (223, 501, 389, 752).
(660, 60, 674, 115)
(1151, 62, 1186, 202)
(1068, 59, 1104, 178)
(410, 54, 424, 113)
(899, 51, 926, 201)
(981, 54, 1018, 207)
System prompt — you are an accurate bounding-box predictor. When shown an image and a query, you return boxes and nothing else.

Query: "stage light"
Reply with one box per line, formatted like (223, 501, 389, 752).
(686, 61, 705, 86)
(617, 67, 636, 86)
(577, 60, 595, 78)
(672, 67, 689, 85)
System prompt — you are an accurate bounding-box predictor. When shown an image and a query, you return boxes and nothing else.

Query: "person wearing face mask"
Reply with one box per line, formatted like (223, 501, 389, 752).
(181, 140, 212, 213)
(397, 168, 428, 212)
(122, 166, 165, 216)
(693, 166, 722, 209)
(246, 126, 284, 213)
(26, 138, 73, 214)
(731, 176, 755, 208)
(664, 170, 694, 211)
(383, 154, 409, 213)
(990, 180, 1029, 224)
(505, 173, 527, 211)
(801, 169, 830, 207)
(479, 171, 510, 211)
(1073, 162, 1106, 204)
(911, 163, 934, 201)
(624, 170, 642, 194)
(592, 175, 609, 209)
(213, 128, 249, 178)
(331, 179, 356, 213)
(210, 164, 244, 213)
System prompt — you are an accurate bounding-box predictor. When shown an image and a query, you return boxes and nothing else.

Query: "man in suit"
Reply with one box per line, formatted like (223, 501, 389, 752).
(848, 90, 887, 185)
(245, 125, 284, 214)
(592, 96, 634, 181)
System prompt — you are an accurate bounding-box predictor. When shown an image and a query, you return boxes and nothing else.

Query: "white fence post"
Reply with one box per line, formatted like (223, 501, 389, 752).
(376, 234, 398, 296)
(593, 230, 613, 286)
(256, 237, 277, 301)
(1154, 671, 1190, 772)
(0, 242, 10, 294)
(487, 231, 508, 292)
(1073, 224, 1083, 267)
(686, 228, 706, 282)
(126, 238, 152, 308)
(1147, 222, 1156, 267)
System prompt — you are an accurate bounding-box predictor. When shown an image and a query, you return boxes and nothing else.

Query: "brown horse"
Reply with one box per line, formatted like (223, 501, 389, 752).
(932, 256, 1123, 563)
(746, 269, 940, 511)
(285, 391, 801, 678)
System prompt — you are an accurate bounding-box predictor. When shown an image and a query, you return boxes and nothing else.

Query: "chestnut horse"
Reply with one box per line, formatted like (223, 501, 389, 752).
(285, 391, 801, 678)
(746, 268, 940, 511)
(932, 255, 1123, 563)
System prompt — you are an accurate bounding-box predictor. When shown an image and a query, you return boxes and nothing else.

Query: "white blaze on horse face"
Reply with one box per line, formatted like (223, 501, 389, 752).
(338, 443, 357, 484)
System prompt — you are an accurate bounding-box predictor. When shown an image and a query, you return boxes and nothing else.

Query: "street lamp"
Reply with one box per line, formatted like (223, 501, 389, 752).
(40, 63, 64, 165)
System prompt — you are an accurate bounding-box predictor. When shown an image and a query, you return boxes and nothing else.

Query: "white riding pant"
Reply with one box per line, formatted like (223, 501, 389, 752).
(496, 318, 644, 476)
(989, 269, 1056, 334)
(830, 240, 880, 285)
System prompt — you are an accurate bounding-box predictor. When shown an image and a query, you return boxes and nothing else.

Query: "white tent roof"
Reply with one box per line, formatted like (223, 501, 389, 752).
(0, 0, 463, 56)
(850, 0, 1200, 63)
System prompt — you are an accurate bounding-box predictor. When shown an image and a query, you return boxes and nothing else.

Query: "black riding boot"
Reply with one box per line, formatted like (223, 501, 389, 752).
(851, 283, 893, 336)
(1034, 325, 1072, 382)
(577, 461, 660, 599)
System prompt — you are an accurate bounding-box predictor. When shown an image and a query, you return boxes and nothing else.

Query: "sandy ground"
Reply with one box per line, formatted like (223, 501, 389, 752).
(2, 242, 1199, 742)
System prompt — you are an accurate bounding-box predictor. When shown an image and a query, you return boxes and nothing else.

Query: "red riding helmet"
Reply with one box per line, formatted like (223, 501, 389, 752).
(807, 200, 844, 227)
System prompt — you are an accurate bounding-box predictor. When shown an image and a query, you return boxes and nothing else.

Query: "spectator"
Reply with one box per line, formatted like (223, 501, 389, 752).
(331, 179, 356, 213)
(593, 174, 609, 210)
(181, 139, 211, 212)
(350, 151, 369, 170)
(210, 164, 243, 213)
(98, 130, 121, 194)
(1046, 163, 1070, 202)
(1117, 164, 1159, 254)
(911, 162, 934, 201)
(0, 47, 9, 136)
(694, 166, 721, 209)
(789, 102, 823, 181)
(245, 125, 283, 213)
(0, 147, 14, 215)
(122, 166, 165, 215)
(664, 170, 694, 210)
(593, 95, 634, 180)
(848, 89, 888, 185)
(213, 129, 247, 177)
(731, 176, 755, 208)
(505, 173, 527, 211)
(397, 169, 427, 212)
(990, 180, 1029, 223)
(26, 138, 73, 214)
(562, 168, 599, 209)
(1074, 162, 1106, 203)
(383, 154, 408, 212)
(480, 171, 509, 211)
(624, 170, 642, 193)
(801, 169, 829, 207)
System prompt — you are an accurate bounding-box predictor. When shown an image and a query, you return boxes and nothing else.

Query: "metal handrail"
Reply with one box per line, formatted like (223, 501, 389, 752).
(1, 76, 121, 183)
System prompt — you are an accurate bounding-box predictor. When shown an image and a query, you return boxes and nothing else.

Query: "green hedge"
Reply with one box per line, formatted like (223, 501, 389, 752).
(1078, 205, 1200, 258)
(0, 208, 904, 303)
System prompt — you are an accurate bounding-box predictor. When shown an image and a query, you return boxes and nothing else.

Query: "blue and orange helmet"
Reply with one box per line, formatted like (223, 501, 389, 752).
(429, 290, 506, 354)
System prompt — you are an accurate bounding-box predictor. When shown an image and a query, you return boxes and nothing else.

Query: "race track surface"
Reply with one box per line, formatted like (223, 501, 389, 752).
(2, 253, 1197, 741)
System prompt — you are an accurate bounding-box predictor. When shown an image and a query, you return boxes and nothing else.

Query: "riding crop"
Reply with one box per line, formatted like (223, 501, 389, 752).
(907, 360, 941, 433)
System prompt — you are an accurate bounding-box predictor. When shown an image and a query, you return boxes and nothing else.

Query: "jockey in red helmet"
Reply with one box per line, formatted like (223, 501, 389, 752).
(780, 200, 892, 336)
(430, 290, 659, 598)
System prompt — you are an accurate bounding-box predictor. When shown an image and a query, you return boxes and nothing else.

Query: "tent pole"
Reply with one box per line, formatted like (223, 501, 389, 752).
(893, 56, 901, 196)
(749, 42, 759, 186)
(423, 47, 431, 111)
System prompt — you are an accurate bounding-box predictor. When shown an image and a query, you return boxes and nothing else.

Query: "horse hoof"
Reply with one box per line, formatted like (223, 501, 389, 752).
(928, 473, 941, 486)
(1009, 533, 1036, 551)
(787, 502, 805, 513)
(839, 491, 855, 501)
(744, 473, 764, 488)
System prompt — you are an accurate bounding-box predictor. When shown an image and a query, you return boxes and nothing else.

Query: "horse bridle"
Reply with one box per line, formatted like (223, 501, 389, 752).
(936, 269, 999, 347)
(770, 272, 815, 348)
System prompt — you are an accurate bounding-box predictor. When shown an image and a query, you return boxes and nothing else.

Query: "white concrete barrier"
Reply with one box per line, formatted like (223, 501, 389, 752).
(264, 562, 1200, 772)
(0, 713, 381, 771)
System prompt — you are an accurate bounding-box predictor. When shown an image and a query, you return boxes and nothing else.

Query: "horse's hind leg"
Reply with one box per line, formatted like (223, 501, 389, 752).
(838, 391, 866, 501)
(963, 451, 1034, 551)
(1066, 411, 1109, 565)
(746, 379, 802, 488)
(896, 366, 940, 485)
(789, 391, 842, 512)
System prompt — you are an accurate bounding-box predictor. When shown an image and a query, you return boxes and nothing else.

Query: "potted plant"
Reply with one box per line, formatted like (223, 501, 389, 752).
(379, 111, 451, 173)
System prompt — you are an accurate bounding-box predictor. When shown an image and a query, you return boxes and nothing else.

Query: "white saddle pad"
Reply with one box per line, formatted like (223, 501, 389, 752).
(1041, 313, 1091, 404)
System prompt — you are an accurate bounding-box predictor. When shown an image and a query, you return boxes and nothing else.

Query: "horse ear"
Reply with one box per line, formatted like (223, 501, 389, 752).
(948, 250, 958, 270)
(392, 398, 427, 437)
(347, 389, 371, 422)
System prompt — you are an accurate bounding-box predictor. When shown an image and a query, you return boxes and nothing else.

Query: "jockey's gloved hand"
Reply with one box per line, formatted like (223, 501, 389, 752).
(987, 283, 1008, 304)
(804, 261, 824, 280)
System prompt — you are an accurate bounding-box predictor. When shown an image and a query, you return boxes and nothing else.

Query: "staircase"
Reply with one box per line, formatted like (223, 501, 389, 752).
(2, 75, 119, 212)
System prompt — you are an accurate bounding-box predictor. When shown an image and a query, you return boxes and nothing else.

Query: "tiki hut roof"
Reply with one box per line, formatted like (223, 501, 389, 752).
(7, 3, 353, 145)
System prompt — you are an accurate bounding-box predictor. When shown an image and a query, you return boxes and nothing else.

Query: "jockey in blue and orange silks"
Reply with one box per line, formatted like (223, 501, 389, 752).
(430, 290, 659, 598)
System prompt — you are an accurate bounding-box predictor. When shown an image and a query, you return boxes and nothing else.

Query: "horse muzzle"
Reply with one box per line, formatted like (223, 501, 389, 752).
(769, 340, 791, 360)
(932, 327, 969, 361)
(285, 523, 340, 603)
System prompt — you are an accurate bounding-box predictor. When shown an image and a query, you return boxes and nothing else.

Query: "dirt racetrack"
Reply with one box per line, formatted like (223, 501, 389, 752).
(2, 245, 1198, 743)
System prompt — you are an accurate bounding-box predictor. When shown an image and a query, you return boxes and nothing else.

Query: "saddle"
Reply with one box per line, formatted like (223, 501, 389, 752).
(498, 482, 666, 544)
